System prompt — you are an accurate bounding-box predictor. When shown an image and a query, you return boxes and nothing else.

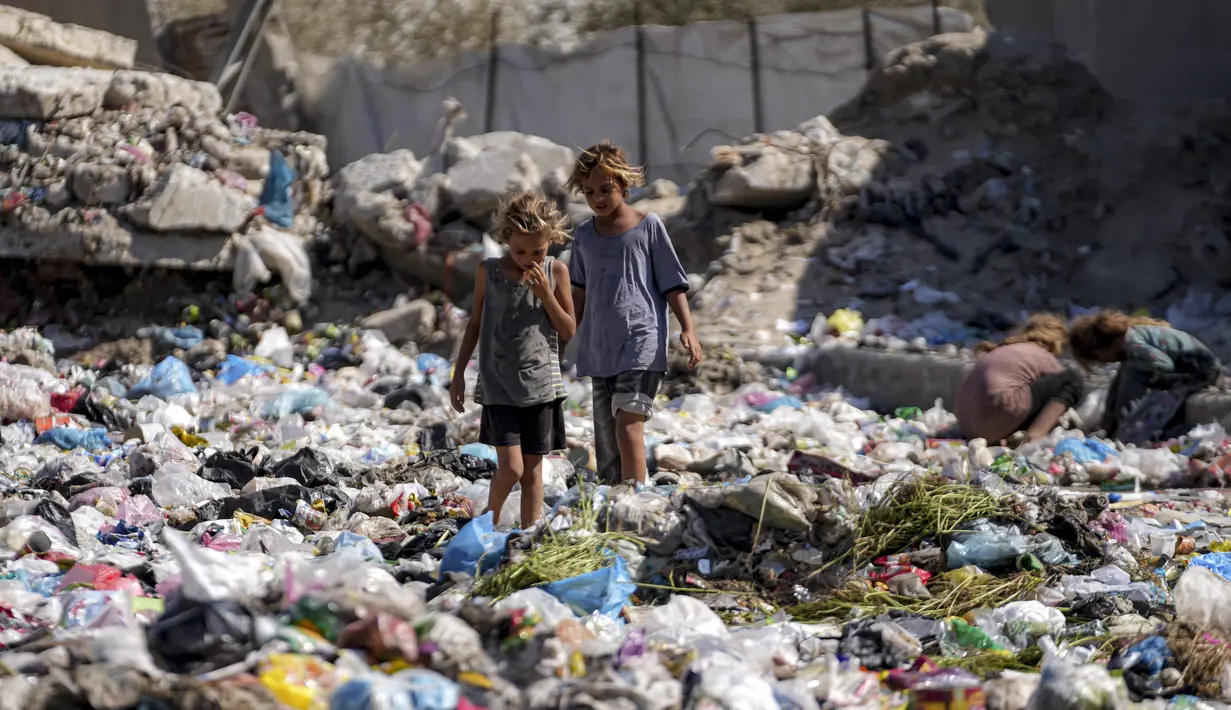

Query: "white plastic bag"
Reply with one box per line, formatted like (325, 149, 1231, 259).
(254, 326, 294, 369)
(1175, 566, 1231, 635)
(234, 226, 313, 304)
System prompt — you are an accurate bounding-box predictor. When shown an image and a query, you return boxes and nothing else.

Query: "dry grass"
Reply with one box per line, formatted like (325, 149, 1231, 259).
(160, 0, 986, 63)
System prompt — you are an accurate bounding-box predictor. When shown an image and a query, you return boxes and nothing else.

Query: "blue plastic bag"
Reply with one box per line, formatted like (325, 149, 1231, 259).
(36, 427, 110, 452)
(216, 355, 271, 385)
(1054, 437, 1118, 465)
(543, 554, 636, 618)
(259, 150, 296, 228)
(261, 388, 332, 419)
(142, 325, 204, 351)
(460, 442, 497, 464)
(438, 512, 513, 579)
(330, 671, 458, 710)
(125, 356, 196, 400)
(1190, 552, 1231, 581)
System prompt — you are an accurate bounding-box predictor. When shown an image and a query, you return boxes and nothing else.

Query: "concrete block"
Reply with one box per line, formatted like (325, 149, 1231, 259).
(0, 5, 136, 69)
(0, 66, 109, 119)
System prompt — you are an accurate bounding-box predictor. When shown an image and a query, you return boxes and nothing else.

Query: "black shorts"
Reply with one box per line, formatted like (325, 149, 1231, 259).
(1025, 369, 1084, 423)
(479, 399, 567, 455)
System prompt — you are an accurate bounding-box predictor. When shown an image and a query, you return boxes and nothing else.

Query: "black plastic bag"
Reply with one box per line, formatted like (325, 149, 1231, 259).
(268, 448, 338, 488)
(417, 424, 456, 453)
(220, 483, 350, 520)
(684, 496, 756, 551)
(71, 394, 129, 432)
(33, 500, 76, 543)
(147, 595, 258, 673)
(384, 385, 442, 411)
(198, 448, 261, 490)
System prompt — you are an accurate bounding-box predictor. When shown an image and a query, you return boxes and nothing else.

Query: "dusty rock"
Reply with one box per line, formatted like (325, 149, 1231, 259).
(227, 145, 272, 180)
(446, 145, 540, 220)
(124, 164, 255, 233)
(71, 163, 132, 206)
(0, 67, 109, 119)
(332, 149, 425, 220)
(347, 191, 419, 251)
(710, 143, 816, 209)
(362, 299, 438, 346)
(453, 132, 575, 195)
(0, 6, 137, 70)
(826, 137, 892, 196)
(103, 71, 223, 115)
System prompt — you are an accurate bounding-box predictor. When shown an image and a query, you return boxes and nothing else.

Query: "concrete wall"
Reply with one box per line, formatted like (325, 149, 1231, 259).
(299, 6, 974, 183)
(1, 0, 163, 67)
(986, 0, 1231, 106)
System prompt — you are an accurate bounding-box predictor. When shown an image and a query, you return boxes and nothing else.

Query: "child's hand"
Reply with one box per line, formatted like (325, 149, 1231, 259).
(449, 375, 466, 413)
(522, 262, 551, 300)
(680, 328, 703, 369)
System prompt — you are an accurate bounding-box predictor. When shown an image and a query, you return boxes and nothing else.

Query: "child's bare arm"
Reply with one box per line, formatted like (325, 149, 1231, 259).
(454, 264, 486, 372)
(572, 287, 586, 333)
(542, 260, 577, 340)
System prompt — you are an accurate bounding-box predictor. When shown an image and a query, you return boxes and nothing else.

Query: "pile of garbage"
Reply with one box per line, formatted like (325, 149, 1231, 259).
(3, 323, 1231, 708)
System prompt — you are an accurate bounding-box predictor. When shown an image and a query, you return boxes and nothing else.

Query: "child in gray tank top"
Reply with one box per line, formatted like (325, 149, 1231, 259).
(450, 192, 576, 528)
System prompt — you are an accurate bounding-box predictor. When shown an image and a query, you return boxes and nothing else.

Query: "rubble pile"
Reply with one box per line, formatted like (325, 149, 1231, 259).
(0, 325, 1229, 708)
(329, 127, 588, 290)
(0, 5, 331, 308)
(662, 28, 1231, 356)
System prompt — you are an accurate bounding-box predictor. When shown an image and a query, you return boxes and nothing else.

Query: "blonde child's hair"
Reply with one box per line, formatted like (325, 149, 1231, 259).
(493, 191, 570, 245)
(1069, 309, 1169, 367)
(565, 140, 646, 196)
(975, 313, 1069, 357)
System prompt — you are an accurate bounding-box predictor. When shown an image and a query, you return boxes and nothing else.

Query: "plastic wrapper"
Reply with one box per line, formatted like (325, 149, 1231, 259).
(438, 512, 512, 578)
(543, 555, 636, 619)
(607, 490, 685, 556)
(0, 378, 50, 421)
(1175, 565, 1231, 635)
(151, 464, 231, 508)
(724, 473, 817, 532)
(125, 356, 196, 401)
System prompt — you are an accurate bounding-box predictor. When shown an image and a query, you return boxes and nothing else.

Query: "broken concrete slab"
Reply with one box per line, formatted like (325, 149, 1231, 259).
(104, 71, 223, 114)
(0, 66, 109, 119)
(331, 149, 425, 219)
(710, 145, 816, 209)
(361, 299, 438, 346)
(0, 5, 137, 70)
(0, 222, 232, 270)
(451, 132, 575, 195)
(71, 162, 132, 206)
(445, 145, 540, 221)
(124, 164, 256, 233)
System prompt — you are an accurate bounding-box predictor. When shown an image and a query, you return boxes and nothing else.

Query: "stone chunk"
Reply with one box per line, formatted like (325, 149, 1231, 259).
(105, 71, 223, 114)
(331, 149, 424, 219)
(445, 146, 540, 220)
(124, 164, 255, 233)
(0, 6, 137, 70)
(0, 66, 109, 119)
(361, 299, 438, 346)
(72, 163, 132, 205)
(710, 146, 815, 209)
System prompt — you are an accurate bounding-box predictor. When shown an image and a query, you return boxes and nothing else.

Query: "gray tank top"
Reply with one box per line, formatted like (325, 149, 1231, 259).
(474, 256, 567, 407)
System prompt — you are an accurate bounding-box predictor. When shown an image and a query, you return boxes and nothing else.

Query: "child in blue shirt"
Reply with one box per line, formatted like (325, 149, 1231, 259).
(565, 141, 702, 485)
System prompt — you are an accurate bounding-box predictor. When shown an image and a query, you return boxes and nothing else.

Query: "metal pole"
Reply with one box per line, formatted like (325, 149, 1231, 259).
(212, 0, 271, 87)
(931, 0, 942, 35)
(224, 0, 277, 114)
(484, 10, 501, 133)
(861, 2, 875, 71)
(634, 0, 648, 170)
(747, 14, 764, 134)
